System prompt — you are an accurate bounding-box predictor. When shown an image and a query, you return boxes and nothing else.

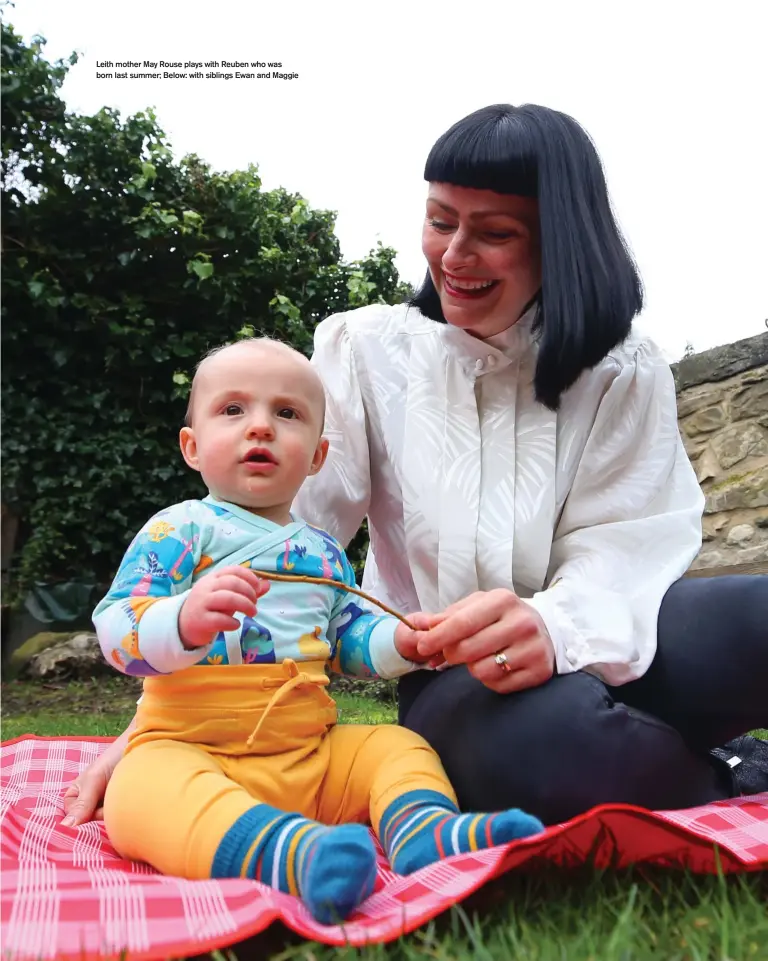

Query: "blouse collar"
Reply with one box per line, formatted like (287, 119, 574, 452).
(407, 303, 538, 374)
(482, 303, 538, 357)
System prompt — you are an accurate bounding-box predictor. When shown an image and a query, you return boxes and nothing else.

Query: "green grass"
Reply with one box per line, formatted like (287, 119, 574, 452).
(2, 680, 767, 960)
(0, 690, 396, 740)
(215, 867, 768, 961)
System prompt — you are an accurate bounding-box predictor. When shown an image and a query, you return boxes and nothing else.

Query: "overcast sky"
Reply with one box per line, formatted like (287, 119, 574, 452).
(10, 0, 767, 359)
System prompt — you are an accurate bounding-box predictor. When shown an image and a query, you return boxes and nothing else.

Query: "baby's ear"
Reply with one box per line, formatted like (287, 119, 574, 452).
(179, 427, 200, 471)
(308, 436, 330, 476)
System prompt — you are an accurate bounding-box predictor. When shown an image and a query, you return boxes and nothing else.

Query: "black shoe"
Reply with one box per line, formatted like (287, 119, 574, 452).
(711, 735, 768, 796)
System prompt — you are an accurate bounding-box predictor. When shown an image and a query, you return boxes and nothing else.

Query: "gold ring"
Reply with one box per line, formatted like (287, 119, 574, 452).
(494, 651, 512, 673)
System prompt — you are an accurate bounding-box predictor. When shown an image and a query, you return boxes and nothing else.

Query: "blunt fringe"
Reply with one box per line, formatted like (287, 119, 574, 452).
(411, 104, 644, 410)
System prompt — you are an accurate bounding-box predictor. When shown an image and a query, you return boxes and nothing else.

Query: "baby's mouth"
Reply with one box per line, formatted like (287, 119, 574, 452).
(243, 447, 278, 465)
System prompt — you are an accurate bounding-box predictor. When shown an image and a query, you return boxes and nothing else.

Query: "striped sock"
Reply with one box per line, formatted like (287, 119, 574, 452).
(379, 789, 544, 875)
(212, 805, 378, 923)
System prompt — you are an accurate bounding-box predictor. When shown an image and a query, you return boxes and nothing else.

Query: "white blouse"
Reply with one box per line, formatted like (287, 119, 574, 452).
(293, 302, 704, 686)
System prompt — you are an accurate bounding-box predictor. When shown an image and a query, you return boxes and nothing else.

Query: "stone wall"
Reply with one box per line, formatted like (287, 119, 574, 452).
(671, 331, 768, 571)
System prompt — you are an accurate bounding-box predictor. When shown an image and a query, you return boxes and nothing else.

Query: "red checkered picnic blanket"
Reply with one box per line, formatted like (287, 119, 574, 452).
(2, 735, 767, 960)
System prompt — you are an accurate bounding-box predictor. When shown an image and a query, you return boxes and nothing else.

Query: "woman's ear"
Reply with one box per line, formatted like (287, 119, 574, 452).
(308, 436, 330, 476)
(179, 427, 200, 471)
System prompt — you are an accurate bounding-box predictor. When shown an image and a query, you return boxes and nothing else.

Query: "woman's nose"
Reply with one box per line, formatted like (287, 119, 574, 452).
(441, 229, 476, 271)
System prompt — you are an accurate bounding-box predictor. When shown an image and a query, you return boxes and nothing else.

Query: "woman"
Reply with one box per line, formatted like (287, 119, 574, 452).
(63, 104, 768, 828)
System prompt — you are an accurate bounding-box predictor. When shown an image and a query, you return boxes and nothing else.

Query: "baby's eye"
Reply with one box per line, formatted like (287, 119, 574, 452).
(428, 218, 454, 232)
(223, 404, 243, 416)
(277, 407, 298, 419)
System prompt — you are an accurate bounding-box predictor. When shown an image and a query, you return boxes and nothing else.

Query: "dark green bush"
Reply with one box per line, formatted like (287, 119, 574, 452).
(1, 23, 409, 597)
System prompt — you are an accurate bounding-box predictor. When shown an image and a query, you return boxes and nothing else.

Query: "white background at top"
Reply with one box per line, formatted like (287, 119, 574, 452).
(9, 0, 768, 359)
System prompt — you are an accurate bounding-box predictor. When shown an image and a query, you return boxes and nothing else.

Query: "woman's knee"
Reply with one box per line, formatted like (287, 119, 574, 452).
(399, 666, 725, 823)
(400, 669, 612, 815)
(649, 574, 768, 736)
(401, 666, 609, 746)
(659, 574, 768, 652)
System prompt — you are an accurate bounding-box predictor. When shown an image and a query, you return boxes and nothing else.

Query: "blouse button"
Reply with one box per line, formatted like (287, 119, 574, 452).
(565, 648, 578, 666)
(486, 355, 497, 369)
(475, 358, 485, 372)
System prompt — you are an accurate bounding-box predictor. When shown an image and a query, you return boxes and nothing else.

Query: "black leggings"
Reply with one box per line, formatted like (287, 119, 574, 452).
(397, 576, 768, 825)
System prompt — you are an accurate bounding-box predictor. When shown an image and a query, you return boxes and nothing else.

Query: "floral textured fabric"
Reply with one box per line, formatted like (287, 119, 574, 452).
(295, 303, 704, 686)
(93, 495, 413, 680)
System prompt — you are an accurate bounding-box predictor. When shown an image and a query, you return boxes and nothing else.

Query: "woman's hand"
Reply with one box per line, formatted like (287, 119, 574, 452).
(61, 716, 135, 826)
(394, 612, 445, 665)
(414, 589, 555, 693)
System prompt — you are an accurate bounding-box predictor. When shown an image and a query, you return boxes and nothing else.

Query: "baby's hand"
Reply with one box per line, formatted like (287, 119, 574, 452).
(179, 566, 269, 649)
(394, 612, 446, 667)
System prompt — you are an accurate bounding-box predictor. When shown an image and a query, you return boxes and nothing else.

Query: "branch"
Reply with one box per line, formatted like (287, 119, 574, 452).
(252, 569, 416, 629)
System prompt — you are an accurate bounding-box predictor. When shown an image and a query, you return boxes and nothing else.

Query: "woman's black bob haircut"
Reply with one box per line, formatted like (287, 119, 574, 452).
(411, 104, 644, 410)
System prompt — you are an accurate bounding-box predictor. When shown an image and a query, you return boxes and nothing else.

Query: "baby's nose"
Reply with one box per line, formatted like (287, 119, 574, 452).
(246, 418, 274, 437)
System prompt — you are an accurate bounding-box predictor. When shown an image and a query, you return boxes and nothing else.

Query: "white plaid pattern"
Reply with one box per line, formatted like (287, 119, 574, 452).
(2, 736, 766, 960)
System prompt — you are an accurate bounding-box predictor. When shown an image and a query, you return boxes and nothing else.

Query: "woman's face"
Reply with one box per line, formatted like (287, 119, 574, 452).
(422, 183, 541, 339)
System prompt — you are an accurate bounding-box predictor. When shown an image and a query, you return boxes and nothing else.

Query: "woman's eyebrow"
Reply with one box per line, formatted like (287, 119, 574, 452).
(428, 199, 524, 220)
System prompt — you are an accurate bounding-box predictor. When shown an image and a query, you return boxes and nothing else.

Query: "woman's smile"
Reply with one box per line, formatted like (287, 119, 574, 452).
(442, 272, 500, 299)
(422, 183, 541, 338)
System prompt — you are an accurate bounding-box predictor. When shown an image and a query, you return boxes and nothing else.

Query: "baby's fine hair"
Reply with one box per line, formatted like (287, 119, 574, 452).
(183, 336, 316, 428)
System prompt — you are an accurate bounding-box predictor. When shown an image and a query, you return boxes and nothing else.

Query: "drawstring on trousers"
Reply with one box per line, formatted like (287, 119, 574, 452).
(245, 658, 330, 749)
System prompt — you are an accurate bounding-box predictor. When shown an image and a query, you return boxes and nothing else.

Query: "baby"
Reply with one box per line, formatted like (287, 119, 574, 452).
(94, 337, 543, 924)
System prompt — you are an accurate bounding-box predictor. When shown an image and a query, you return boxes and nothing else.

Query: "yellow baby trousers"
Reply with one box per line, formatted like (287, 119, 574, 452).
(104, 660, 456, 878)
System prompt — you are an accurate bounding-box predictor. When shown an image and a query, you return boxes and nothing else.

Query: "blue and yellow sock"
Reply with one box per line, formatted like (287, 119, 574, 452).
(212, 805, 377, 923)
(379, 789, 544, 875)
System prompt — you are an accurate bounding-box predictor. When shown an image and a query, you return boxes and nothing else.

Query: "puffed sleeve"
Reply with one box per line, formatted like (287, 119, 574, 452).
(293, 312, 372, 547)
(525, 339, 704, 686)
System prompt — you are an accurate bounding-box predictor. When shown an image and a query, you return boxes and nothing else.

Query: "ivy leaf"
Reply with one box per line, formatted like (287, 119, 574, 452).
(189, 259, 213, 280)
(182, 210, 203, 229)
(1, 21, 405, 601)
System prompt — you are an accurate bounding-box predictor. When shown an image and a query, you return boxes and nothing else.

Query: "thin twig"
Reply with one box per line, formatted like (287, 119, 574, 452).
(251, 569, 416, 629)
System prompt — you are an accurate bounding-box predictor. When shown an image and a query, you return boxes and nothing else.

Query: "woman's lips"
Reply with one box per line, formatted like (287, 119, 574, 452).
(442, 273, 499, 300)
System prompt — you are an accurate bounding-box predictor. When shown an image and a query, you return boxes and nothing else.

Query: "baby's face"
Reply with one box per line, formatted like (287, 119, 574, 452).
(180, 342, 327, 523)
